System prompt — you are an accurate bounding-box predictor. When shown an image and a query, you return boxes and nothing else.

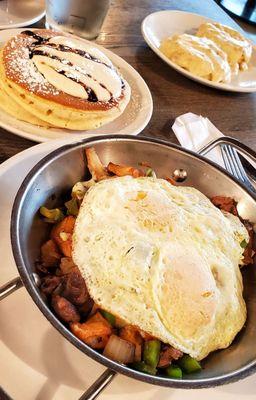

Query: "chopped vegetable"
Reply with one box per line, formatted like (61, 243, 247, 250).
(107, 162, 143, 178)
(240, 239, 248, 249)
(130, 361, 156, 375)
(70, 322, 110, 349)
(100, 309, 116, 326)
(72, 180, 95, 201)
(39, 206, 64, 223)
(120, 325, 143, 362)
(143, 339, 161, 368)
(51, 216, 76, 257)
(70, 312, 112, 349)
(83, 335, 110, 349)
(65, 198, 79, 216)
(86, 147, 110, 181)
(146, 168, 156, 178)
(178, 355, 202, 374)
(72, 181, 87, 201)
(103, 334, 135, 364)
(41, 239, 61, 267)
(165, 364, 182, 379)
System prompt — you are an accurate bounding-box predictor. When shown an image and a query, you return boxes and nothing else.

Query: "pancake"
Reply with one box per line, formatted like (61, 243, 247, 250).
(1, 29, 131, 130)
(0, 51, 51, 127)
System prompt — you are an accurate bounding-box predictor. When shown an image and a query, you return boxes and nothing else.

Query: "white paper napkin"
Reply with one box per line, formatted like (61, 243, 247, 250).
(172, 112, 225, 167)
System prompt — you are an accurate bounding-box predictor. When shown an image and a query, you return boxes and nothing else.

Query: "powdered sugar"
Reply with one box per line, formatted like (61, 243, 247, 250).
(5, 35, 60, 95)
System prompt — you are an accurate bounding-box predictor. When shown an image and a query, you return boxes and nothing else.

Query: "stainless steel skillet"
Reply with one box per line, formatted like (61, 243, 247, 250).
(1, 135, 256, 400)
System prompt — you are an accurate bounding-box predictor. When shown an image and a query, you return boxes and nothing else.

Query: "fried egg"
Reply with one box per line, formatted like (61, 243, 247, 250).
(72, 177, 248, 360)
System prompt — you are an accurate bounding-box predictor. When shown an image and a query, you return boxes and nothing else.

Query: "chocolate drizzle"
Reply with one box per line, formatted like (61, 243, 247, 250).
(57, 70, 99, 102)
(21, 30, 122, 102)
(47, 42, 113, 70)
(31, 49, 72, 65)
(21, 30, 49, 45)
(22, 30, 112, 69)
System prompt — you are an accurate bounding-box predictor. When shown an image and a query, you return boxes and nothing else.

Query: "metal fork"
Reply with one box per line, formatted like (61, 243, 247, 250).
(198, 136, 256, 196)
(221, 145, 256, 195)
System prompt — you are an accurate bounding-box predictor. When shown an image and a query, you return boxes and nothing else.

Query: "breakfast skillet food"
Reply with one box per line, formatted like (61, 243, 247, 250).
(0, 29, 130, 130)
(37, 147, 255, 378)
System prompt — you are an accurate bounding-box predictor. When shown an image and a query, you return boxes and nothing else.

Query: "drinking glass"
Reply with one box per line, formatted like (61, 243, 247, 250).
(45, 0, 110, 40)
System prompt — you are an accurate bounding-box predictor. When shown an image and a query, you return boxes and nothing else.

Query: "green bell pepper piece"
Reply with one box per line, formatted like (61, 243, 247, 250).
(131, 361, 157, 375)
(39, 206, 64, 222)
(99, 309, 116, 326)
(65, 198, 79, 216)
(240, 239, 248, 249)
(165, 364, 182, 379)
(178, 355, 202, 374)
(143, 339, 161, 368)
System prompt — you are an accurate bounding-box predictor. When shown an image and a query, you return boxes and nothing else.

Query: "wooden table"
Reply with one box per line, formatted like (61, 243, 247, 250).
(0, 0, 255, 165)
(0, 3, 255, 399)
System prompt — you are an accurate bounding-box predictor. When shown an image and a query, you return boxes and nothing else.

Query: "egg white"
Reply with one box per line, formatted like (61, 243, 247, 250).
(72, 176, 248, 360)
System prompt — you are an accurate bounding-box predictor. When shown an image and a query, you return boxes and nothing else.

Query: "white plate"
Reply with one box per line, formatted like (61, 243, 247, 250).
(0, 142, 256, 400)
(141, 10, 256, 93)
(0, 29, 153, 142)
(0, 0, 45, 29)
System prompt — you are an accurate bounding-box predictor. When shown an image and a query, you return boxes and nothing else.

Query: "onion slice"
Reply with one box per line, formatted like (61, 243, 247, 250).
(103, 334, 135, 364)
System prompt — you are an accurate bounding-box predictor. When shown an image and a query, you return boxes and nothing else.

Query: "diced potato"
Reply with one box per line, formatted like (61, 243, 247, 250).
(70, 312, 112, 349)
(51, 216, 76, 257)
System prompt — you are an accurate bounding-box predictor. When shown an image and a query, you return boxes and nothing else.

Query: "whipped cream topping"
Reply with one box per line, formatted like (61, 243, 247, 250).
(21, 31, 124, 102)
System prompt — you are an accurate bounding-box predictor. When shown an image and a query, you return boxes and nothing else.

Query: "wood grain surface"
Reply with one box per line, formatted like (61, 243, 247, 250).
(0, 0, 255, 164)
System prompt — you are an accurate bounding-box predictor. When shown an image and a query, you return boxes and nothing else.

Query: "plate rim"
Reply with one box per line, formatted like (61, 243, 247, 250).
(0, 28, 153, 142)
(0, 0, 45, 30)
(141, 9, 256, 93)
(0, 139, 68, 176)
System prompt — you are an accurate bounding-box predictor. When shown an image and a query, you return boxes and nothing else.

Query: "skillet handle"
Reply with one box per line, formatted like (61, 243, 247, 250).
(197, 136, 256, 164)
(0, 273, 41, 301)
(0, 276, 23, 301)
(79, 369, 116, 400)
